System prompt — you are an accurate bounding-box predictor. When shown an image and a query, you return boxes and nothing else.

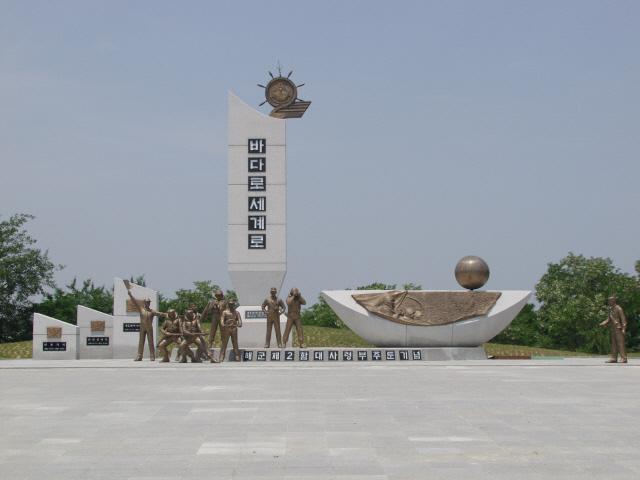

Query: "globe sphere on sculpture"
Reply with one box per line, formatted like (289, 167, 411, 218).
(455, 256, 490, 290)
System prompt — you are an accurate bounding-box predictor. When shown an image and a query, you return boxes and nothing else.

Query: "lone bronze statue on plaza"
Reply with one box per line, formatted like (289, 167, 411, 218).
(217, 300, 242, 363)
(283, 287, 306, 348)
(124, 279, 167, 361)
(262, 287, 285, 348)
(157, 309, 182, 362)
(599, 295, 628, 363)
(201, 289, 227, 347)
(178, 307, 211, 363)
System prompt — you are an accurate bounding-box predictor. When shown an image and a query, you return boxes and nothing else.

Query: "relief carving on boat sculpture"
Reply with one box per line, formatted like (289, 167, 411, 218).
(351, 291, 502, 326)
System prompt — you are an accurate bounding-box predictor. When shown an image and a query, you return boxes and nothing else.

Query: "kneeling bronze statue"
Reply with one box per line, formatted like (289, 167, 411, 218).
(157, 309, 182, 362)
(178, 308, 211, 363)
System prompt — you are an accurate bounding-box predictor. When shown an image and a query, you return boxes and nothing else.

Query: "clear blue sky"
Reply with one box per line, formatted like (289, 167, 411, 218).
(1, 1, 638, 301)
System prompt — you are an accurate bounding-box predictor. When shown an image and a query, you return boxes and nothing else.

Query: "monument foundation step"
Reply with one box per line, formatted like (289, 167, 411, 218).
(210, 347, 486, 363)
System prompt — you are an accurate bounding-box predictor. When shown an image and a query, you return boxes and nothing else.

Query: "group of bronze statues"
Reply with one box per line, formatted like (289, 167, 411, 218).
(126, 280, 630, 364)
(125, 280, 305, 363)
(262, 286, 306, 348)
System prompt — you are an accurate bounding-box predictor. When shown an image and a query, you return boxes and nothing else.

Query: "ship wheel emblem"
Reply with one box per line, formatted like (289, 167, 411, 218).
(258, 64, 311, 119)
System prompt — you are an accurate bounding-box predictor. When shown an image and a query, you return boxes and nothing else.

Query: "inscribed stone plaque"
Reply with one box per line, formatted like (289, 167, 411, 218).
(126, 299, 140, 313)
(86, 337, 109, 346)
(123, 323, 140, 332)
(245, 310, 267, 319)
(47, 327, 62, 338)
(43, 341, 66, 351)
(90, 320, 105, 332)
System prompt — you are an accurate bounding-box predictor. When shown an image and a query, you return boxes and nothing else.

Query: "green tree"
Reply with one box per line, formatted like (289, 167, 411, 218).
(491, 303, 540, 346)
(35, 278, 113, 324)
(0, 214, 59, 342)
(535, 253, 640, 353)
(354, 282, 397, 290)
(301, 297, 344, 328)
(159, 281, 235, 316)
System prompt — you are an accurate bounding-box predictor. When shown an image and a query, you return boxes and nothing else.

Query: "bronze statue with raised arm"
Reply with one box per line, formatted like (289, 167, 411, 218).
(283, 287, 306, 348)
(157, 309, 182, 362)
(124, 279, 167, 361)
(201, 290, 227, 347)
(217, 300, 242, 362)
(599, 295, 628, 363)
(262, 287, 285, 348)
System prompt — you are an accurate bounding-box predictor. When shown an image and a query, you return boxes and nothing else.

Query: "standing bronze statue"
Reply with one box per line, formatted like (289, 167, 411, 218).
(217, 300, 242, 363)
(157, 309, 182, 362)
(201, 290, 227, 347)
(124, 279, 167, 361)
(283, 288, 306, 348)
(178, 308, 211, 363)
(599, 295, 628, 363)
(262, 287, 285, 348)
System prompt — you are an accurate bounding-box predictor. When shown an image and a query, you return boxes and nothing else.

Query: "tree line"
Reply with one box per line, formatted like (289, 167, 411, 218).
(2, 213, 639, 353)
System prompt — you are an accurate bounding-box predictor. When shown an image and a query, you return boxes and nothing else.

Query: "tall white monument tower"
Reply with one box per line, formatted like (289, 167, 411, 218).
(228, 92, 287, 305)
(227, 70, 310, 345)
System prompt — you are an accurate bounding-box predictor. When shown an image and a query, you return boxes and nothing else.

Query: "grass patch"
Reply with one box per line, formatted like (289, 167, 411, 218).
(0, 341, 32, 359)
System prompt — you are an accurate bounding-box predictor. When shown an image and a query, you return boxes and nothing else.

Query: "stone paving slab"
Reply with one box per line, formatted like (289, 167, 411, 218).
(0, 359, 639, 479)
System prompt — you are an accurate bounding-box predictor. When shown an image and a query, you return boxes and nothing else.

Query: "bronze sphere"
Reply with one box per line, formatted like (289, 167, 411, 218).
(455, 256, 490, 290)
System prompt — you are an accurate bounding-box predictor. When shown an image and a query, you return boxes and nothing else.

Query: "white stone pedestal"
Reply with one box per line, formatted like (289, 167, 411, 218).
(77, 306, 113, 359)
(236, 306, 291, 348)
(112, 277, 159, 359)
(32, 313, 79, 360)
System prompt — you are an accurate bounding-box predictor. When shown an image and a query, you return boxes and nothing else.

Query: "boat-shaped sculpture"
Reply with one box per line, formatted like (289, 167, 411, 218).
(321, 290, 531, 347)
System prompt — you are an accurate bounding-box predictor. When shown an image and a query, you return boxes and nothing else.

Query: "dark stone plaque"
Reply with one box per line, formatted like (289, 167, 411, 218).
(248, 234, 266, 249)
(342, 351, 353, 361)
(399, 350, 409, 360)
(372, 350, 382, 361)
(86, 336, 109, 346)
(270, 350, 281, 361)
(243, 351, 254, 361)
(284, 351, 295, 361)
(123, 323, 140, 332)
(248, 196, 266, 212)
(385, 351, 396, 361)
(248, 138, 266, 154)
(328, 350, 339, 361)
(313, 351, 324, 361)
(256, 351, 267, 361)
(299, 351, 309, 361)
(43, 341, 66, 352)
(248, 157, 266, 172)
(412, 350, 422, 360)
(248, 176, 266, 191)
(357, 351, 368, 361)
(245, 310, 267, 319)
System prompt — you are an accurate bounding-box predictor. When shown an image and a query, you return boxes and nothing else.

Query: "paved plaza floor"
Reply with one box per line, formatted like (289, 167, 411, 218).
(1, 358, 639, 479)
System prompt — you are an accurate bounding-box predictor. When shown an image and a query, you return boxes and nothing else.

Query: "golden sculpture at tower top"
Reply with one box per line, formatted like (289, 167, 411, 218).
(258, 64, 311, 119)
